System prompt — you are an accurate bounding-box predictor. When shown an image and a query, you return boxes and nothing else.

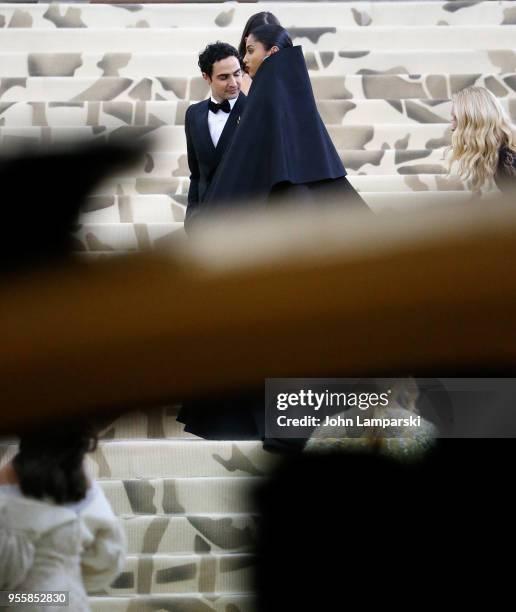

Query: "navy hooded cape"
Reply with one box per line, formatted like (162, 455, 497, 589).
(203, 45, 347, 207)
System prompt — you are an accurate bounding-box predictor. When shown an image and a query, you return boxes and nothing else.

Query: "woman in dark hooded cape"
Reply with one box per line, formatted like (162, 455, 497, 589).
(203, 24, 367, 210)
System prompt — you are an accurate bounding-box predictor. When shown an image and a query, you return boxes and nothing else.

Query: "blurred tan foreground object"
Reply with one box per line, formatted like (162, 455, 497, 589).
(1, 194, 516, 433)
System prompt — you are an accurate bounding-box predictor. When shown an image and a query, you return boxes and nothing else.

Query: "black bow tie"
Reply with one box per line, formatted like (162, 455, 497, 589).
(209, 99, 231, 114)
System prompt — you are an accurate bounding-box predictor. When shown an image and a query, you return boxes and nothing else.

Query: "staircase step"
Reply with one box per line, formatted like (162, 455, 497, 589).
(90, 593, 254, 612)
(93, 174, 468, 197)
(99, 149, 448, 178)
(2, 99, 514, 128)
(103, 552, 254, 595)
(0, 124, 455, 152)
(98, 405, 201, 441)
(72, 222, 185, 252)
(1, 2, 513, 29)
(73, 191, 472, 245)
(363, 190, 472, 212)
(99, 478, 259, 515)
(87, 440, 275, 479)
(86, 149, 447, 178)
(0, 439, 273, 479)
(1, 74, 514, 102)
(120, 514, 258, 555)
(350, 174, 467, 192)
(81, 195, 186, 224)
(1, 27, 515, 53)
(2, 49, 515, 77)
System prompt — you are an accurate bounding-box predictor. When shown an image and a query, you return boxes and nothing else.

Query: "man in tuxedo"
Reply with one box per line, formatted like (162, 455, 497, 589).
(184, 42, 246, 233)
(179, 43, 304, 452)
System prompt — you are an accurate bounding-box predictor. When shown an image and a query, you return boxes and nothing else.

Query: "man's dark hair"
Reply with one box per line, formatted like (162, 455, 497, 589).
(198, 42, 241, 78)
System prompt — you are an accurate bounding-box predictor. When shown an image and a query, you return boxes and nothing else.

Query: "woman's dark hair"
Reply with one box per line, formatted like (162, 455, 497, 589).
(248, 24, 293, 52)
(238, 12, 281, 57)
(13, 421, 98, 504)
(198, 41, 241, 78)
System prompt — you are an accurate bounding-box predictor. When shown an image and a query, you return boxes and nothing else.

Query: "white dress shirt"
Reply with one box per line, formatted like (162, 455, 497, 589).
(208, 95, 238, 148)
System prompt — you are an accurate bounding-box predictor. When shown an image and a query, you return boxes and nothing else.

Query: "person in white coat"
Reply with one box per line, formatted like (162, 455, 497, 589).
(0, 422, 126, 612)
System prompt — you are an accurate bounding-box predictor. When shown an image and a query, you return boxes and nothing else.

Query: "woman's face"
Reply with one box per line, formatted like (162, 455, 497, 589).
(243, 34, 271, 78)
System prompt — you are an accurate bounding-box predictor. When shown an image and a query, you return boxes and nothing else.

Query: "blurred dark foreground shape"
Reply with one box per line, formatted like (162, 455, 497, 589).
(0, 149, 514, 609)
(0, 184, 515, 434)
(0, 140, 144, 277)
(254, 439, 515, 611)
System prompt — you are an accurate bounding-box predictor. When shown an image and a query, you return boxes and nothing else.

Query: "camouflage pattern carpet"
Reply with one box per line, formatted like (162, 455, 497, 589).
(0, 406, 276, 611)
(0, 1, 514, 609)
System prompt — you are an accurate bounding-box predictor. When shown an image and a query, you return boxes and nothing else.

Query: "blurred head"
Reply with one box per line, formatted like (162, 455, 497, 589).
(13, 420, 98, 504)
(448, 86, 516, 191)
(238, 11, 281, 58)
(198, 42, 243, 102)
(243, 25, 293, 79)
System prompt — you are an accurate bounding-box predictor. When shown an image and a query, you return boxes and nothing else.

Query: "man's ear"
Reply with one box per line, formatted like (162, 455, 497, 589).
(269, 46, 280, 55)
(201, 72, 211, 83)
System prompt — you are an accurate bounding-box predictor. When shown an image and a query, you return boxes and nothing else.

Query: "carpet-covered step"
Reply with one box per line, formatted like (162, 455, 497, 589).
(98, 405, 201, 441)
(311, 73, 516, 101)
(350, 174, 467, 192)
(79, 188, 474, 225)
(121, 514, 258, 555)
(102, 552, 254, 596)
(363, 190, 472, 212)
(87, 440, 275, 479)
(89, 593, 254, 612)
(0, 100, 190, 128)
(93, 174, 468, 197)
(0, 124, 454, 151)
(72, 222, 184, 252)
(3, 49, 516, 78)
(2, 27, 516, 53)
(75, 190, 472, 241)
(116, 149, 449, 178)
(1, 74, 514, 102)
(80, 196, 186, 224)
(1, 2, 514, 29)
(99, 477, 259, 515)
(1, 99, 513, 128)
(95, 176, 188, 197)
(0, 99, 455, 128)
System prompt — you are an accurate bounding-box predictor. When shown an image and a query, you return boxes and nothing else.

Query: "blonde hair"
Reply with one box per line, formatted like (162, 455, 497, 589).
(447, 86, 516, 191)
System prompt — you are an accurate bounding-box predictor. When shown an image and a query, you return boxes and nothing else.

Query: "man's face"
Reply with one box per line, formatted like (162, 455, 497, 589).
(203, 56, 242, 102)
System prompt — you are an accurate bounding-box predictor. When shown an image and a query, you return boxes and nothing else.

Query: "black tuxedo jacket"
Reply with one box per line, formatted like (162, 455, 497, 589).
(184, 92, 246, 231)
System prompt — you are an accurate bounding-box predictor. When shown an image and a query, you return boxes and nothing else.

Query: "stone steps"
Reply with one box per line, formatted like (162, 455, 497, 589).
(1, 2, 514, 29)
(120, 514, 258, 555)
(89, 593, 255, 612)
(0, 123, 456, 151)
(1, 98, 515, 128)
(99, 477, 259, 515)
(2, 49, 515, 78)
(103, 552, 254, 596)
(92, 174, 468, 197)
(0, 439, 276, 478)
(80, 148, 448, 177)
(2, 26, 515, 53)
(2, 74, 514, 102)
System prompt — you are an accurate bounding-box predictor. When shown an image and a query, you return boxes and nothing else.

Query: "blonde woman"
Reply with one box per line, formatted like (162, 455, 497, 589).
(448, 86, 516, 194)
